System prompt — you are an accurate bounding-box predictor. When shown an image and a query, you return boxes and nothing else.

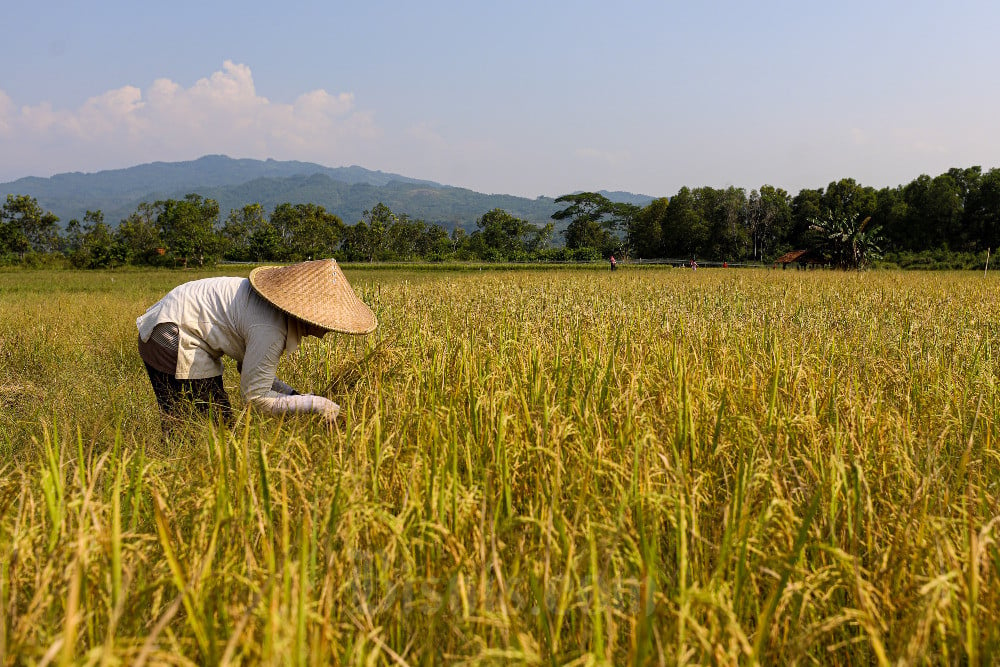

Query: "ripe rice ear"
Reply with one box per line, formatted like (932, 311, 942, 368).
(322, 335, 401, 396)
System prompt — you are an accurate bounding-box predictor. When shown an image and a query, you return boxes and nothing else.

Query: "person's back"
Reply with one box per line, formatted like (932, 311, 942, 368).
(138, 276, 285, 380)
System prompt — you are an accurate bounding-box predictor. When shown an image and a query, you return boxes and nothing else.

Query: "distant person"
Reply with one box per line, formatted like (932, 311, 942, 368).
(690, 259, 698, 271)
(136, 259, 377, 426)
(610, 254, 618, 271)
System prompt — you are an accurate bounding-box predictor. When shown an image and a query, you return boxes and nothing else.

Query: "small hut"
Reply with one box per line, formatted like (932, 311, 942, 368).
(773, 249, 823, 270)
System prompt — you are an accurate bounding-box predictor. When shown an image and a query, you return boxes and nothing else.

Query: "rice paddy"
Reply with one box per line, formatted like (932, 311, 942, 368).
(1, 265, 999, 664)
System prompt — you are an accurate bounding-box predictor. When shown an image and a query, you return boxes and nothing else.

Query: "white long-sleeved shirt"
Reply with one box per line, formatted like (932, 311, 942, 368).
(137, 277, 337, 417)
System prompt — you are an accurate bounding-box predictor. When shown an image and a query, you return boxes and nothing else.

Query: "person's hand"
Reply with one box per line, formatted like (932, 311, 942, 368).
(320, 400, 341, 427)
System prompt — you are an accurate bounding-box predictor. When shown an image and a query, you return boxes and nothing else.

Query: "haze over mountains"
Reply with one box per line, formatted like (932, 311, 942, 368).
(0, 155, 653, 229)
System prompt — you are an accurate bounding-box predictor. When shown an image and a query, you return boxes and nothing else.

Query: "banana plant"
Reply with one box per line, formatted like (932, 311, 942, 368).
(808, 213, 884, 269)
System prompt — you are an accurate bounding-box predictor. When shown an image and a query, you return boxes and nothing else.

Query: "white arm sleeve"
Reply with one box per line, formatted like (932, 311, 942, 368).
(264, 393, 339, 415)
(241, 325, 336, 417)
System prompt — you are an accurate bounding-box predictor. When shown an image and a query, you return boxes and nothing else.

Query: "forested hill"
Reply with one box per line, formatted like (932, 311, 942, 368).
(0, 155, 652, 228)
(192, 175, 565, 230)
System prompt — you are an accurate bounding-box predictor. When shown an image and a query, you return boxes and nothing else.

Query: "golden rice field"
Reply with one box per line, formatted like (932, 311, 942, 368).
(1, 264, 999, 665)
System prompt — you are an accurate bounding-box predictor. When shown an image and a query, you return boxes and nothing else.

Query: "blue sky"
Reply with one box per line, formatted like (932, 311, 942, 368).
(1, 0, 998, 198)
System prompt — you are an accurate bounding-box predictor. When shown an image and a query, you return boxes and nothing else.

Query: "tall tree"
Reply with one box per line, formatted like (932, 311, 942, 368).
(821, 178, 877, 222)
(1, 195, 60, 259)
(358, 203, 397, 262)
(415, 223, 452, 259)
(271, 202, 345, 260)
(628, 198, 666, 259)
(450, 227, 470, 257)
(63, 218, 85, 256)
(552, 192, 617, 253)
(474, 208, 548, 260)
(605, 202, 639, 258)
(965, 168, 1000, 251)
(156, 194, 221, 268)
(116, 203, 162, 264)
(790, 188, 824, 248)
(901, 174, 964, 250)
(874, 186, 908, 250)
(71, 211, 121, 268)
(385, 214, 427, 260)
(661, 187, 709, 258)
(525, 222, 554, 255)
(700, 186, 748, 261)
(339, 222, 370, 262)
(949, 166, 984, 248)
(221, 203, 273, 261)
(745, 186, 793, 261)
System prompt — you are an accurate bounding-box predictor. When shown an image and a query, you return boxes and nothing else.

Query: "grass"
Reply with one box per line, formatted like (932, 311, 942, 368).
(1, 265, 999, 664)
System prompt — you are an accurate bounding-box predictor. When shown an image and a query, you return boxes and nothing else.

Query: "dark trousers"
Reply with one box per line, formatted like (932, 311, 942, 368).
(143, 362, 233, 424)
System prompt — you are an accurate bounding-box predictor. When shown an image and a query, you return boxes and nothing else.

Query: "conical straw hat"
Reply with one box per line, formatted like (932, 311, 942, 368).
(249, 259, 377, 335)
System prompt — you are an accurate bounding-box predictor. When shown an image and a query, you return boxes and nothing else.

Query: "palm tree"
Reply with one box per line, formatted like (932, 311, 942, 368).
(807, 213, 884, 269)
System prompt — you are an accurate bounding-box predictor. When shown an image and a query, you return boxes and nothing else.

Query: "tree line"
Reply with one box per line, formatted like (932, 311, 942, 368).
(622, 166, 1000, 267)
(3, 165, 999, 268)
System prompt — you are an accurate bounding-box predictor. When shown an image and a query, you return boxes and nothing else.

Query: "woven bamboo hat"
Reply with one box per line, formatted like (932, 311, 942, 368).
(249, 259, 377, 335)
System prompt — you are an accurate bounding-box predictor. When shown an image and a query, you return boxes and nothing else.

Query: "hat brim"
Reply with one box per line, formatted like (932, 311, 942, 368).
(249, 259, 377, 335)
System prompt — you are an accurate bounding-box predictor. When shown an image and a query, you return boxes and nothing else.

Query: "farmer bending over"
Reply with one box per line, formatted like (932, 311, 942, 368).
(136, 258, 377, 425)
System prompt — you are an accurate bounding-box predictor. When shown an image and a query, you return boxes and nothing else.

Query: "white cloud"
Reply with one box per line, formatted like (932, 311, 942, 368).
(0, 61, 378, 179)
(77, 86, 146, 139)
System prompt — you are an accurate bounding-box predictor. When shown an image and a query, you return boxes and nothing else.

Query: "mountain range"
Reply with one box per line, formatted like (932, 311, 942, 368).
(0, 155, 654, 230)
